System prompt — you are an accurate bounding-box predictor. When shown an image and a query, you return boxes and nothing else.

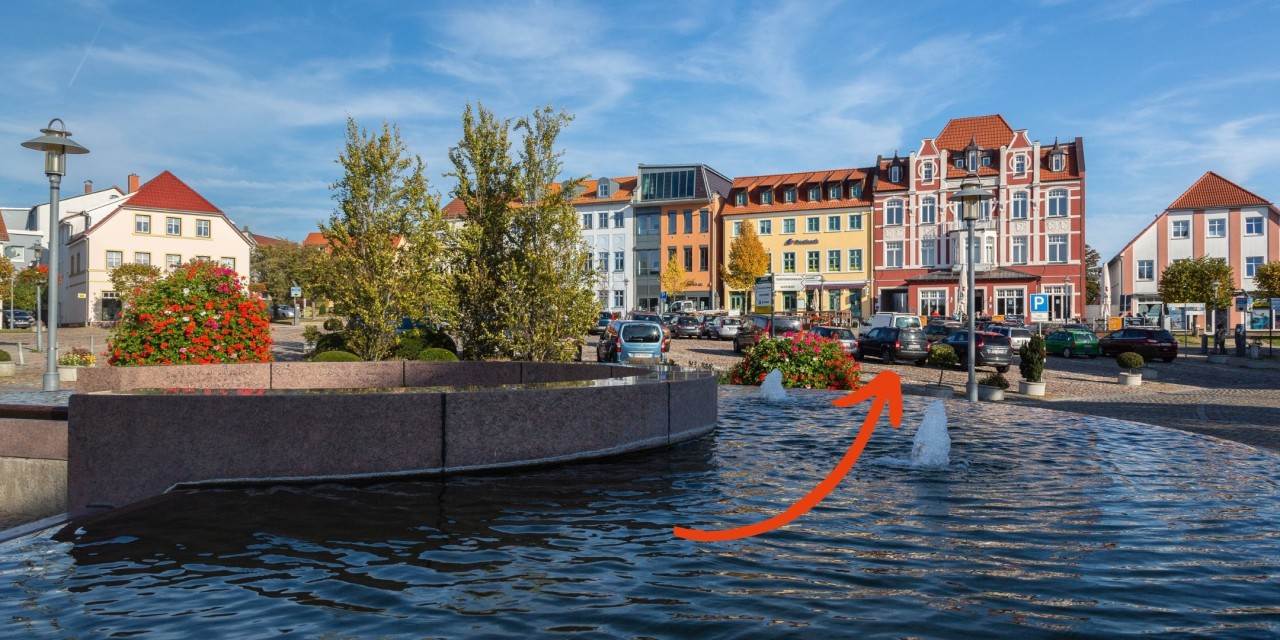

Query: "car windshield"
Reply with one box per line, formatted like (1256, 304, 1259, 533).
(1012, 329, 1031, 339)
(622, 324, 661, 342)
(723, 318, 740, 326)
(984, 335, 1011, 345)
(1152, 330, 1176, 341)
(678, 317, 698, 325)
(895, 316, 922, 329)
(773, 317, 803, 332)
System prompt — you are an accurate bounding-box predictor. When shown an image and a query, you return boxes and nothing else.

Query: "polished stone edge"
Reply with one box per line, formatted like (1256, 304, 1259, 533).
(0, 511, 75, 545)
(0, 404, 69, 421)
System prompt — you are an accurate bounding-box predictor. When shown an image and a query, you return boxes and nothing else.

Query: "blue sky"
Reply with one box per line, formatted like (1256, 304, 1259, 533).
(2, 1, 1278, 260)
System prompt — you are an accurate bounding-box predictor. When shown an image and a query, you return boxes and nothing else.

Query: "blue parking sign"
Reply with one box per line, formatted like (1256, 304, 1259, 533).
(1030, 294, 1049, 313)
(660, 291, 667, 300)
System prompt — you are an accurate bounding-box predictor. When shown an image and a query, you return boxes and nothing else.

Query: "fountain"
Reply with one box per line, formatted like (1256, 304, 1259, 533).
(910, 400, 950, 468)
(759, 368, 790, 402)
(2, 388, 1279, 637)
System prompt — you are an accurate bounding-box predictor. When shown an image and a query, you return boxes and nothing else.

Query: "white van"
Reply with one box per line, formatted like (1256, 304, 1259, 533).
(859, 312, 923, 336)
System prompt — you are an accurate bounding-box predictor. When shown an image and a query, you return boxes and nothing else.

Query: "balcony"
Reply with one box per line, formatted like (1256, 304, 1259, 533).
(943, 219, 997, 234)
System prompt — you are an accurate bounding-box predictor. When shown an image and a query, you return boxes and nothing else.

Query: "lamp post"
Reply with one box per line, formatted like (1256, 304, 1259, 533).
(956, 160, 992, 403)
(1064, 275, 1073, 322)
(1211, 279, 1221, 352)
(22, 119, 89, 391)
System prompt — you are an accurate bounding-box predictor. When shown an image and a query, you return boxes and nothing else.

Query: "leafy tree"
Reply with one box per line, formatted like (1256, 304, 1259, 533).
(11, 265, 50, 312)
(0, 259, 13, 313)
(250, 241, 327, 306)
(660, 253, 697, 302)
(446, 103, 596, 361)
(1159, 256, 1234, 323)
(720, 221, 769, 310)
(1084, 244, 1102, 304)
(319, 117, 450, 361)
(108, 263, 162, 303)
(1252, 261, 1280, 299)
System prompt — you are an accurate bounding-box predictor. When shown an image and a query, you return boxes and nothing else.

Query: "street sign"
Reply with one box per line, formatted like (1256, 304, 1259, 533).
(754, 276, 772, 304)
(1029, 293, 1049, 322)
(660, 291, 667, 301)
(290, 286, 302, 298)
(773, 275, 806, 292)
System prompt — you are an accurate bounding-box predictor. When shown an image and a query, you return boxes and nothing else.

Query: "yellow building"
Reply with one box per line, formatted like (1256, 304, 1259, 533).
(722, 168, 874, 320)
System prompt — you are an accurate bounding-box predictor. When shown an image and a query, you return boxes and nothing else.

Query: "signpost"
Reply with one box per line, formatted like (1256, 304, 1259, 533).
(290, 284, 302, 326)
(754, 276, 772, 313)
(1029, 293, 1049, 329)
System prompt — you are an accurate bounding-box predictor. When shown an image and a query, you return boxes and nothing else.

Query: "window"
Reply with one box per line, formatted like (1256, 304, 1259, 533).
(828, 289, 842, 311)
(135, 215, 150, 234)
(783, 251, 796, 273)
(981, 155, 991, 167)
(1208, 219, 1226, 238)
(1246, 217, 1263, 236)
(996, 288, 1024, 317)
(614, 251, 624, 272)
(809, 186, 820, 201)
(598, 181, 611, 198)
(166, 217, 181, 236)
(985, 236, 995, 265)
(920, 290, 946, 316)
(761, 189, 773, 205)
(920, 197, 936, 224)
(220, 257, 235, 271)
(699, 208, 708, 233)
(806, 251, 820, 272)
(598, 212, 608, 229)
(783, 218, 796, 234)
(758, 219, 772, 235)
(827, 215, 841, 232)
(886, 199, 904, 225)
(848, 213, 863, 230)
(732, 221, 742, 237)
(954, 157, 964, 169)
(885, 241, 903, 268)
(827, 250, 841, 271)
(735, 192, 747, 206)
(636, 249, 661, 275)
(1014, 154, 1026, 175)
(598, 251, 609, 272)
(1137, 260, 1155, 281)
(1048, 234, 1067, 263)
(889, 166, 901, 183)
(667, 211, 677, 234)
(614, 210, 624, 228)
(829, 185, 842, 199)
(667, 247, 676, 262)
(639, 168, 696, 201)
(106, 250, 123, 268)
(920, 240, 937, 266)
(683, 210, 693, 234)
(1051, 152, 1065, 172)
(613, 290, 624, 307)
(134, 252, 151, 265)
(784, 188, 796, 203)
(1247, 256, 1264, 277)
(850, 184, 862, 199)
(1047, 189, 1068, 217)
(806, 217, 820, 233)
(684, 247, 693, 272)
(967, 148, 979, 172)
(195, 255, 211, 262)
(582, 213, 593, 229)
(699, 246, 709, 271)
(1172, 220, 1189, 239)
(166, 254, 181, 269)
(1012, 191, 1028, 219)
(636, 212, 659, 235)
(1011, 236, 1028, 264)
(922, 162, 934, 181)
(848, 249, 863, 271)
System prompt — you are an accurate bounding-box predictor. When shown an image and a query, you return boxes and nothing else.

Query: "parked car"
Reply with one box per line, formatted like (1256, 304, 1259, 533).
(733, 314, 805, 353)
(1098, 327, 1178, 362)
(1045, 330, 1101, 358)
(588, 316, 612, 336)
(671, 315, 702, 338)
(596, 320, 666, 364)
(924, 322, 962, 344)
(809, 325, 859, 357)
(627, 311, 664, 324)
(696, 314, 722, 339)
(857, 326, 929, 364)
(940, 330, 1013, 373)
(712, 316, 742, 340)
(2, 310, 33, 329)
(987, 325, 1033, 352)
(858, 312, 923, 337)
(1062, 323, 1098, 336)
(271, 304, 296, 320)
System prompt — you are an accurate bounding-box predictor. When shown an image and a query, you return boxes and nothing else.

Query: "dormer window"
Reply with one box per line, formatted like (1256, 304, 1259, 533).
(850, 183, 862, 199)
(954, 158, 964, 169)
(829, 185, 842, 199)
(964, 136, 981, 173)
(761, 189, 773, 205)
(1051, 152, 1065, 172)
(889, 165, 901, 183)
(784, 188, 796, 203)
(922, 162, 933, 181)
(597, 180, 611, 198)
(808, 186, 820, 201)
(735, 192, 746, 206)
(981, 155, 991, 167)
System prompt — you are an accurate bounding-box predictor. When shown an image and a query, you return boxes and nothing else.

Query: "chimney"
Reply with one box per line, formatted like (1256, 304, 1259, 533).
(128, 173, 140, 193)
(84, 180, 93, 194)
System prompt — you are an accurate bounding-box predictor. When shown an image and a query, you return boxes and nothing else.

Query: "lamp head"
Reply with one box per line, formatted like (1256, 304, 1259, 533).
(21, 119, 89, 177)
(955, 173, 992, 222)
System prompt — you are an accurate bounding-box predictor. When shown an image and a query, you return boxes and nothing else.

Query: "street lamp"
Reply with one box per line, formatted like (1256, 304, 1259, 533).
(1211, 279, 1221, 352)
(22, 119, 89, 391)
(955, 149, 992, 403)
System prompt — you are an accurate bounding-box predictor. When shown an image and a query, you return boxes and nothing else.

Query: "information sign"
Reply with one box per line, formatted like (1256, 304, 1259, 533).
(1029, 293, 1049, 322)
(290, 286, 302, 298)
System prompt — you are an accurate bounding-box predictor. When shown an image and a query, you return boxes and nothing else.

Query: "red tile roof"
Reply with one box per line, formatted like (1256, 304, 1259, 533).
(1167, 171, 1271, 210)
(0, 213, 8, 242)
(302, 231, 327, 246)
(728, 168, 872, 213)
(441, 198, 467, 220)
(251, 233, 288, 246)
(935, 114, 1015, 151)
(124, 170, 222, 213)
(1038, 142, 1081, 181)
(570, 176, 637, 205)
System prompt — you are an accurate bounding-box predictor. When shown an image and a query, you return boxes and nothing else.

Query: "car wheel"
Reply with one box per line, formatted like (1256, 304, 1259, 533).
(1163, 357, 1175, 363)
(1088, 354, 1097, 359)
(733, 340, 741, 354)
(916, 358, 927, 366)
(883, 349, 895, 365)
(996, 365, 1010, 373)
(1063, 347, 1073, 359)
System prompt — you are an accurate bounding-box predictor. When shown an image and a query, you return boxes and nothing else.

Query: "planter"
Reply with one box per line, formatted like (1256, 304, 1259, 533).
(58, 365, 81, 382)
(1118, 371, 1142, 386)
(1018, 380, 1046, 397)
(913, 384, 955, 399)
(977, 385, 1005, 402)
(0, 362, 13, 377)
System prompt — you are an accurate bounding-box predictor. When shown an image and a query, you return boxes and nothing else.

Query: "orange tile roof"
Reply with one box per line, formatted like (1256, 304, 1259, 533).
(935, 114, 1015, 151)
(1038, 142, 1081, 181)
(727, 168, 872, 214)
(0, 213, 8, 242)
(251, 233, 288, 246)
(124, 170, 222, 213)
(1168, 171, 1271, 210)
(302, 231, 327, 246)
(441, 198, 467, 220)
(570, 176, 637, 205)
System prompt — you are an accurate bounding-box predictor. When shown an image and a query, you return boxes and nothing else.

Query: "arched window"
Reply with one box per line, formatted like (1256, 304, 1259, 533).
(1012, 191, 1028, 219)
(1048, 189, 1068, 217)
(889, 165, 902, 183)
(886, 199, 904, 225)
(1051, 152, 1065, 172)
(1014, 154, 1026, 175)
(920, 196, 936, 224)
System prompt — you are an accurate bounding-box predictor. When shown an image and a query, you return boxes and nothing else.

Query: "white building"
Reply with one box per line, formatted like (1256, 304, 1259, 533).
(60, 171, 253, 325)
(572, 176, 636, 314)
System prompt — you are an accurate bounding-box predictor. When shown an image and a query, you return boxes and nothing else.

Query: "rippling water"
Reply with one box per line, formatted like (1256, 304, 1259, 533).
(3, 387, 1280, 638)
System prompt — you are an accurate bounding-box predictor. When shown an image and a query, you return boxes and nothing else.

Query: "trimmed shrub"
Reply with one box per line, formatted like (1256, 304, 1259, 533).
(302, 325, 322, 344)
(0, 349, 11, 362)
(1019, 334, 1046, 383)
(927, 343, 959, 368)
(1117, 351, 1144, 374)
(313, 332, 347, 355)
(727, 332, 861, 390)
(416, 347, 459, 361)
(323, 318, 344, 332)
(979, 371, 1010, 390)
(312, 350, 361, 362)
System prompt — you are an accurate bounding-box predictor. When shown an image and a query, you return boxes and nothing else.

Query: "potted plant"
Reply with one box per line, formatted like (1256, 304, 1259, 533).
(1117, 351, 1144, 386)
(919, 343, 958, 398)
(977, 371, 1009, 401)
(57, 347, 96, 381)
(0, 349, 13, 377)
(1018, 334, 1047, 396)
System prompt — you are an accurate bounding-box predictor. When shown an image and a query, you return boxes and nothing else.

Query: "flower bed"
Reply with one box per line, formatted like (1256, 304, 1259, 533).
(728, 331, 861, 390)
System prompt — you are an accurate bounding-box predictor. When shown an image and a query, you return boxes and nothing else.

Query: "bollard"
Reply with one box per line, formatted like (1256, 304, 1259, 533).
(17, 342, 23, 365)
(1201, 335, 1209, 355)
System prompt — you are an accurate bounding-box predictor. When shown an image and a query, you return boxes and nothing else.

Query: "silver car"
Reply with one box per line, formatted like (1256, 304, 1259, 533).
(714, 316, 741, 340)
(809, 325, 859, 357)
(989, 326, 1032, 352)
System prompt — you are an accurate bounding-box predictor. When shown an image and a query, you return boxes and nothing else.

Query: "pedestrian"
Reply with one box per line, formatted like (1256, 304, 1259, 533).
(1214, 323, 1227, 354)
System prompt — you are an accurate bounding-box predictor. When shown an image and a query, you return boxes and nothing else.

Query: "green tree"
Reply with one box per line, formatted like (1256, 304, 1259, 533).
(1084, 244, 1102, 304)
(447, 103, 596, 361)
(660, 253, 697, 302)
(0, 259, 13, 315)
(720, 220, 769, 310)
(319, 117, 450, 361)
(1159, 256, 1234, 324)
(108, 263, 162, 304)
(250, 241, 327, 306)
(1252, 261, 1280, 299)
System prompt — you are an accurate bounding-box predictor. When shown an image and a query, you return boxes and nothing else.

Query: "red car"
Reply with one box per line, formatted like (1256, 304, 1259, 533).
(1098, 327, 1178, 362)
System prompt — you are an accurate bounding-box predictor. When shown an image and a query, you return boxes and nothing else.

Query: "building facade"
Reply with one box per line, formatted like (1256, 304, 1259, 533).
(571, 176, 636, 314)
(872, 115, 1086, 322)
(1105, 171, 1280, 331)
(722, 169, 874, 317)
(634, 164, 731, 311)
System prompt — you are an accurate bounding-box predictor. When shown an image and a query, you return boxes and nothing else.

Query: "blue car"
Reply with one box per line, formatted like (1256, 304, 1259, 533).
(596, 320, 666, 364)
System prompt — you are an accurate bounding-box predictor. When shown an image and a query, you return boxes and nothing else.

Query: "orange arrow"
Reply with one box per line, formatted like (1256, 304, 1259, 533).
(673, 370, 904, 542)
